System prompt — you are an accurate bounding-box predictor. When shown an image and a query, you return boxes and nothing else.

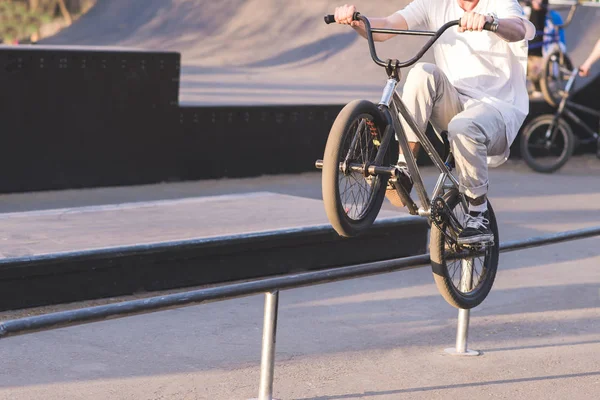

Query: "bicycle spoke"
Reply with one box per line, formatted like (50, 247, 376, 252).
(527, 122, 567, 164)
(349, 174, 365, 216)
(450, 258, 461, 286)
(473, 257, 483, 287)
(337, 116, 381, 221)
(345, 120, 363, 163)
(440, 198, 495, 295)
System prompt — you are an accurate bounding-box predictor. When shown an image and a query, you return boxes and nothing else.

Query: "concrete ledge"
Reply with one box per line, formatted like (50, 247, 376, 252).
(0, 193, 428, 310)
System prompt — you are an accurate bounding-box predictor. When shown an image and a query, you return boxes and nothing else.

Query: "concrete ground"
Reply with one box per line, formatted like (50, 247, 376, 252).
(0, 156, 599, 399)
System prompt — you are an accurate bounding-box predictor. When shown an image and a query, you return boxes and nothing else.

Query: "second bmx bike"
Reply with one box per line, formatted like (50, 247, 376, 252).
(521, 67, 600, 173)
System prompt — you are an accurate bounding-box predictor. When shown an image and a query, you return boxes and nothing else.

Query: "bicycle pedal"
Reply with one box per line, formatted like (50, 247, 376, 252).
(461, 239, 494, 250)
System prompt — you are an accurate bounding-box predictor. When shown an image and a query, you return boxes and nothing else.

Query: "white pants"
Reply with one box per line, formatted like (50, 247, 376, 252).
(400, 63, 507, 199)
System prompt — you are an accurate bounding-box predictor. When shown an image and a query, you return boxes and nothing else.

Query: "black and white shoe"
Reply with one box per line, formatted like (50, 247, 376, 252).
(457, 211, 494, 246)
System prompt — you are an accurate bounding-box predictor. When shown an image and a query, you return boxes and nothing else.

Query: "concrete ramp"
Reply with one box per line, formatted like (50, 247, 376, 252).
(42, 0, 600, 105)
(41, 0, 426, 105)
(559, 2, 600, 90)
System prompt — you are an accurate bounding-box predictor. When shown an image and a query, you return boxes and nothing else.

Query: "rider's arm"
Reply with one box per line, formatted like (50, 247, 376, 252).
(494, 18, 531, 42)
(354, 13, 409, 42)
(488, 0, 536, 42)
(459, 11, 534, 42)
(334, 5, 409, 42)
(580, 39, 600, 77)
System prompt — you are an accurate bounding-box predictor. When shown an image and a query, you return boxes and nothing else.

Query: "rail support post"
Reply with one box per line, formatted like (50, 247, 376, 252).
(445, 258, 480, 356)
(251, 290, 281, 400)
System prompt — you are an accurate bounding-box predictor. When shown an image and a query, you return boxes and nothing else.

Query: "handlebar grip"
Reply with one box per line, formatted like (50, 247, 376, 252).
(324, 14, 336, 24)
(324, 11, 361, 25)
(483, 21, 495, 32)
(457, 18, 497, 32)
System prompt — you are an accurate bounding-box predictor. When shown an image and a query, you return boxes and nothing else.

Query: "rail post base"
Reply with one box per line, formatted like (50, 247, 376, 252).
(444, 307, 481, 356)
(444, 348, 480, 356)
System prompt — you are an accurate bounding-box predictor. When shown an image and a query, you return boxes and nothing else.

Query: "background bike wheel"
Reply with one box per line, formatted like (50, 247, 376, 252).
(540, 48, 573, 107)
(322, 100, 391, 237)
(430, 190, 500, 309)
(520, 115, 574, 173)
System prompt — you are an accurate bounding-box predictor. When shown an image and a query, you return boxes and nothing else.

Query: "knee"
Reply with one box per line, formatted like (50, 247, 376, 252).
(447, 118, 485, 145)
(405, 62, 438, 89)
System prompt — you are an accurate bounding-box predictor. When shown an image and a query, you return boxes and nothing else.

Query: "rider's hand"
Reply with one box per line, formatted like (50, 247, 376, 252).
(459, 11, 492, 33)
(334, 4, 361, 28)
(579, 64, 591, 77)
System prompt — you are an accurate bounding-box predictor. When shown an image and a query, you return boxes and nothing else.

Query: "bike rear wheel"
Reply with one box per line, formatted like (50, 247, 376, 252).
(430, 190, 500, 309)
(540, 48, 573, 107)
(322, 100, 392, 237)
(520, 115, 574, 173)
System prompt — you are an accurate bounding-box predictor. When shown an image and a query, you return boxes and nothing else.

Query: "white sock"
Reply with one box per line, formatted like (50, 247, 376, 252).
(397, 154, 407, 165)
(468, 200, 488, 213)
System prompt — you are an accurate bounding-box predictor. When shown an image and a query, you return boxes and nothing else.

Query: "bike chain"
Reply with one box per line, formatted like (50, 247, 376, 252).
(430, 196, 463, 248)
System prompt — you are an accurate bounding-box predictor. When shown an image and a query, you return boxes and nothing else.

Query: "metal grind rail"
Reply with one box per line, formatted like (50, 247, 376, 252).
(1, 226, 600, 400)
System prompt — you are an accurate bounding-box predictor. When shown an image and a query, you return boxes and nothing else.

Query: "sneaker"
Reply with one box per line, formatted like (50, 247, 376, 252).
(457, 211, 494, 245)
(385, 163, 413, 207)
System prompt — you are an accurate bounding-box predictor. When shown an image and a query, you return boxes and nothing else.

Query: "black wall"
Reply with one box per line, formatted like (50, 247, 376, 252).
(0, 46, 180, 193)
(0, 45, 597, 194)
(177, 105, 341, 180)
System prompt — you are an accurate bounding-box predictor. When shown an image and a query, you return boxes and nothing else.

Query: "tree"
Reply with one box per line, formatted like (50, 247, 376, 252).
(0, 1, 50, 43)
(28, 0, 39, 12)
(56, 0, 72, 25)
(0, 0, 95, 43)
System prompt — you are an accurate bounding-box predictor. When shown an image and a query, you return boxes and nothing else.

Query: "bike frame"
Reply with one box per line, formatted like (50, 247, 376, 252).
(360, 15, 464, 217)
(553, 69, 600, 143)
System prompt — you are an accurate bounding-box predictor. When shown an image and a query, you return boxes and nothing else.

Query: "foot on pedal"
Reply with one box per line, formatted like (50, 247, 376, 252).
(457, 210, 494, 246)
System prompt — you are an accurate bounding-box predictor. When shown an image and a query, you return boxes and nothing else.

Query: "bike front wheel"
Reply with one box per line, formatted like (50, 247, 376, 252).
(322, 100, 392, 237)
(540, 48, 573, 107)
(520, 115, 575, 173)
(430, 190, 500, 309)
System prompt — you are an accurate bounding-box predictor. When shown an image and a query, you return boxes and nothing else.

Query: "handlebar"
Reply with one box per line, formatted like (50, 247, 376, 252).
(324, 12, 493, 69)
(553, 1, 581, 29)
(324, 12, 360, 24)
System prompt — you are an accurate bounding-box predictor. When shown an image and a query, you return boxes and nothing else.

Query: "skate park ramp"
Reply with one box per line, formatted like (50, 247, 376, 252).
(42, 0, 600, 106)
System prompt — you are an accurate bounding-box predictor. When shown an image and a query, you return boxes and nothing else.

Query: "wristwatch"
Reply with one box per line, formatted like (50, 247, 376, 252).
(487, 12, 499, 32)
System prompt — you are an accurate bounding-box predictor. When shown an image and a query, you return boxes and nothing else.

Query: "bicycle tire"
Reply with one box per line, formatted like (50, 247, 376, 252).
(322, 100, 392, 237)
(430, 190, 500, 309)
(540, 47, 573, 107)
(520, 115, 574, 173)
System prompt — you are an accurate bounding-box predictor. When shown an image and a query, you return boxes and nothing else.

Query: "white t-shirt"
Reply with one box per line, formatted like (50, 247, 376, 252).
(396, 0, 535, 166)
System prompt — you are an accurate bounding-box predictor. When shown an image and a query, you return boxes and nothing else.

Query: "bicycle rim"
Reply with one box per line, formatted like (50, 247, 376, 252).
(542, 51, 573, 106)
(431, 190, 499, 309)
(337, 114, 383, 221)
(444, 198, 492, 295)
(525, 119, 570, 170)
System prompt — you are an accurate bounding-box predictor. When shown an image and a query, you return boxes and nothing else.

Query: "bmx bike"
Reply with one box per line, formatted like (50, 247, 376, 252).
(523, 0, 582, 106)
(315, 12, 500, 309)
(521, 67, 600, 173)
